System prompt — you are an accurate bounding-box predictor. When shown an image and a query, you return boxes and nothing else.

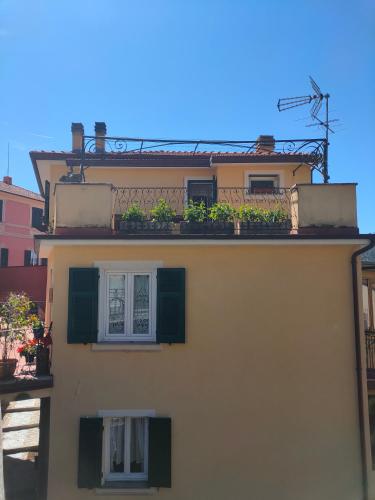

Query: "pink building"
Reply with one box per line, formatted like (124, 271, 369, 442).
(0, 175, 45, 267)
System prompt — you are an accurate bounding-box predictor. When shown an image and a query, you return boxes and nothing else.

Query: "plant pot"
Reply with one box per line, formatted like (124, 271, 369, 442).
(0, 359, 17, 380)
(180, 221, 234, 235)
(238, 220, 292, 235)
(33, 325, 44, 339)
(36, 346, 50, 376)
(24, 354, 35, 364)
(119, 221, 174, 234)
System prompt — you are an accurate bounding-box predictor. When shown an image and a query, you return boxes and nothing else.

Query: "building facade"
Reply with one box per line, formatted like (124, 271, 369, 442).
(0, 175, 44, 267)
(25, 122, 374, 499)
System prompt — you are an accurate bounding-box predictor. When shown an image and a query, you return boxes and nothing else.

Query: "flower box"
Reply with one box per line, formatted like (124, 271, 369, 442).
(180, 221, 234, 235)
(119, 221, 174, 234)
(238, 219, 291, 234)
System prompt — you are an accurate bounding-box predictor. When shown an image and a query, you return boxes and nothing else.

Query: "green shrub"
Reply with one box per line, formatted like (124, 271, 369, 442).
(238, 205, 267, 222)
(150, 198, 176, 222)
(238, 205, 289, 223)
(183, 200, 207, 223)
(208, 202, 236, 222)
(121, 203, 146, 222)
(268, 207, 289, 223)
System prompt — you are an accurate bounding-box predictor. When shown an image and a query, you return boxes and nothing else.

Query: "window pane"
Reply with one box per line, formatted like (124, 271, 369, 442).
(363, 282, 370, 330)
(130, 417, 146, 473)
(187, 181, 214, 206)
(133, 275, 150, 334)
(109, 275, 126, 334)
(110, 417, 125, 473)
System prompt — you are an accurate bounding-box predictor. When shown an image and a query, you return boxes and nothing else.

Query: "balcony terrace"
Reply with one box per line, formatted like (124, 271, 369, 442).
(51, 181, 358, 238)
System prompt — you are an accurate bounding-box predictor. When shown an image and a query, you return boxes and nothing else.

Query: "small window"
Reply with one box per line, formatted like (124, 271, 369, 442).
(0, 248, 8, 267)
(248, 175, 279, 194)
(103, 271, 156, 342)
(103, 416, 148, 482)
(0, 200, 3, 222)
(24, 250, 32, 266)
(31, 207, 44, 230)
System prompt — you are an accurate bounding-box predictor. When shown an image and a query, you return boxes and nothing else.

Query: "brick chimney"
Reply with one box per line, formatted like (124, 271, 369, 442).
(71, 123, 84, 153)
(256, 135, 275, 152)
(3, 176, 12, 185)
(95, 122, 107, 153)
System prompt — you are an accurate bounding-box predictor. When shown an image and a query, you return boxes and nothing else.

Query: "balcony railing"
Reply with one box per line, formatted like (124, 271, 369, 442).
(112, 186, 293, 234)
(366, 331, 375, 370)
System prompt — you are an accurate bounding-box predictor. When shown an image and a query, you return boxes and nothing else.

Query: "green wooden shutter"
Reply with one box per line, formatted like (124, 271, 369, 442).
(0, 248, 8, 267)
(32, 207, 44, 230)
(68, 268, 98, 344)
(156, 268, 185, 343)
(0, 200, 3, 222)
(148, 417, 171, 488)
(78, 417, 103, 489)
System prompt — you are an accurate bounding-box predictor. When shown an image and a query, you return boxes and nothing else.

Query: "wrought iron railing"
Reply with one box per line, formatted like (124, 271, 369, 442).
(79, 135, 328, 182)
(366, 331, 375, 370)
(113, 186, 292, 219)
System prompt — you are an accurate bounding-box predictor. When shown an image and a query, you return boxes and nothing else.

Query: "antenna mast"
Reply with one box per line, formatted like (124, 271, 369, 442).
(277, 77, 334, 183)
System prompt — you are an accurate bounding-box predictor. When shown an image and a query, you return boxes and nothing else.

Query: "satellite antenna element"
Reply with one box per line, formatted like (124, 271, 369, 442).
(277, 76, 333, 183)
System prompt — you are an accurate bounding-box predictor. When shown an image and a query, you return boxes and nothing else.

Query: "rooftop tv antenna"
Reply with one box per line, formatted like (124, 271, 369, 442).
(277, 76, 332, 183)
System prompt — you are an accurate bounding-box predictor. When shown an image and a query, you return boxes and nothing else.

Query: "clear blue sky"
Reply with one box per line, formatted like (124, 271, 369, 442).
(1, 0, 374, 231)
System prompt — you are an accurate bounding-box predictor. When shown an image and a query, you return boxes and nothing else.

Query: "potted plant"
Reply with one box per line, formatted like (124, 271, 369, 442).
(206, 202, 236, 234)
(17, 339, 38, 363)
(149, 198, 176, 233)
(180, 200, 207, 234)
(237, 205, 291, 234)
(0, 292, 33, 379)
(30, 314, 45, 339)
(119, 203, 147, 233)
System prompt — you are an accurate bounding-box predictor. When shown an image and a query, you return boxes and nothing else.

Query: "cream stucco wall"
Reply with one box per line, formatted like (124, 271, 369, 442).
(54, 183, 113, 229)
(46, 242, 365, 500)
(291, 184, 358, 228)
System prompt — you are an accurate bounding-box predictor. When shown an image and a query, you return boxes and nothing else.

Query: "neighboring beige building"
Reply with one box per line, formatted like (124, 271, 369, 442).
(3, 122, 373, 500)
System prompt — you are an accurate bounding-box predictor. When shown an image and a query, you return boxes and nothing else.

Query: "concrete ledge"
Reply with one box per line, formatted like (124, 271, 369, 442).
(0, 375, 53, 395)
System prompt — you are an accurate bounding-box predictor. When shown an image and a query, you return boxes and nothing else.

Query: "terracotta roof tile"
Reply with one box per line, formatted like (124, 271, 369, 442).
(0, 181, 43, 201)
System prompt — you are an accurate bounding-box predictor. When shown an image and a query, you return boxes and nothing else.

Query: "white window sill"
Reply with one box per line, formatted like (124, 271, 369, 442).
(96, 486, 157, 496)
(92, 342, 162, 352)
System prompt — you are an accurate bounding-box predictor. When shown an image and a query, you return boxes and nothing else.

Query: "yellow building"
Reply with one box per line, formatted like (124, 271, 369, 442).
(4, 122, 374, 499)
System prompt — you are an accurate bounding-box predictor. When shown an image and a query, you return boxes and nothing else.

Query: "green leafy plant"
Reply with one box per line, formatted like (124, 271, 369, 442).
(268, 207, 289, 223)
(208, 202, 236, 222)
(238, 205, 267, 222)
(0, 292, 34, 360)
(121, 203, 146, 222)
(183, 200, 207, 223)
(150, 198, 176, 222)
(238, 205, 289, 223)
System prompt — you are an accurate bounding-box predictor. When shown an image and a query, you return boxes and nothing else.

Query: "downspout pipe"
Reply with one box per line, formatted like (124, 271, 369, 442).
(352, 237, 375, 500)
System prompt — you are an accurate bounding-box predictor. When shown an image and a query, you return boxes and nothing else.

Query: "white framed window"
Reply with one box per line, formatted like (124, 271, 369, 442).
(248, 174, 280, 194)
(101, 410, 155, 483)
(97, 261, 160, 343)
